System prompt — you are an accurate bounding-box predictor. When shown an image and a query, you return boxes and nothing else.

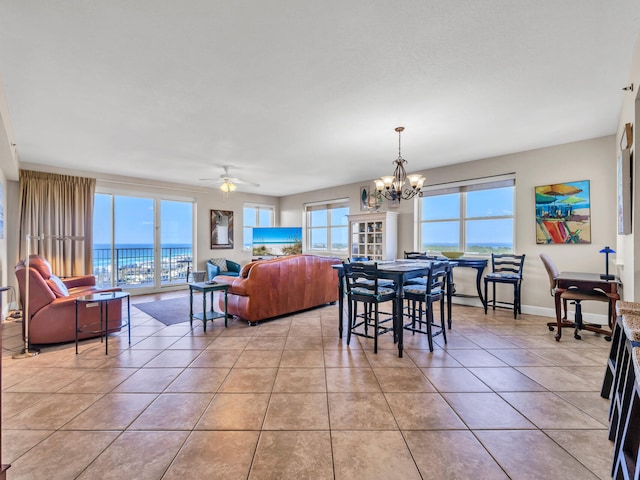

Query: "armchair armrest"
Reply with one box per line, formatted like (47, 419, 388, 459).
(206, 262, 221, 281)
(227, 260, 242, 274)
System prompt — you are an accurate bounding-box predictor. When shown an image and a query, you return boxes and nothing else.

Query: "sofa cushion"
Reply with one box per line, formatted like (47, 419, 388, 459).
(210, 258, 228, 272)
(47, 274, 69, 297)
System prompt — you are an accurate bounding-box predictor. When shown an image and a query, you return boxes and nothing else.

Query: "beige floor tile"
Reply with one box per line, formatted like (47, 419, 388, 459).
(486, 348, 555, 367)
(57, 367, 136, 393)
(7, 430, 119, 480)
(130, 336, 181, 350)
(263, 393, 330, 430)
(385, 392, 466, 429)
(218, 367, 277, 393)
(288, 325, 322, 337)
(77, 431, 190, 480)
(325, 367, 381, 392)
(3, 393, 103, 430)
(165, 367, 230, 393)
(405, 348, 463, 367)
(101, 348, 162, 368)
(323, 348, 370, 367)
(476, 430, 599, 479)
(405, 430, 509, 479)
(280, 349, 325, 367)
(166, 335, 215, 349)
(499, 392, 606, 429)
(4, 367, 88, 393)
(207, 336, 252, 350)
(129, 392, 212, 430)
(1, 429, 53, 464)
(363, 348, 416, 367)
(373, 367, 436, 392)
(2, 392, 49, 418)
(196, 393, 270, 430)
(245, 336, 287, 350)
(328, 392, 397, 430)
(468, 367, 547, 392)
(284, 335, 324, 350)
(112, 367, 183, 393)
(446, 349, 509, 367)
(332, 430, 421, 480)
(163, 431, 259, 479)
(273, 368, 326, 392)
(235, 349, 283, 367)
(443, 392, 535, 429)
(545, 429, 613, 480)
(190, 348, 242, 367)
(515, 366, 600, 391)
(249, 430, 333, 480)
(143, 348, 202, 367)
(527, 348, 606, 367)
(555, 390, 610, 426)
(420, 367, 491, 392)
(255, 322, 292, 336)
(62, 393, 156, 430)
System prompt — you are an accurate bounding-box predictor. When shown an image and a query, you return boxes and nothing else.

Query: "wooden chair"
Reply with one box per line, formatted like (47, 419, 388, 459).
(402, 260, 449, 352)
(343, 262, 397, 353)
(539, 253, 611, 340)
(483, 253, 525, 319)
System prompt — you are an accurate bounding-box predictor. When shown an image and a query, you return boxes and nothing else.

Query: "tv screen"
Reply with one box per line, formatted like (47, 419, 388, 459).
(252, 227, 303, 256)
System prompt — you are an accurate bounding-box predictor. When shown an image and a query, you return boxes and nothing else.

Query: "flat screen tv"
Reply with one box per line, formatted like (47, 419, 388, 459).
(251, 227, 303, 256)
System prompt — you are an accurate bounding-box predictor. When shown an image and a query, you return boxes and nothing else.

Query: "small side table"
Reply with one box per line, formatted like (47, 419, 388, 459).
(75, 291, 131, 355)
(189, 282, 229, 331)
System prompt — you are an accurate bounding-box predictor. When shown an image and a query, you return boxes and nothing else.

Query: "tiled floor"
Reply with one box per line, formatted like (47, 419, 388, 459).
(1, 293, 614, 479)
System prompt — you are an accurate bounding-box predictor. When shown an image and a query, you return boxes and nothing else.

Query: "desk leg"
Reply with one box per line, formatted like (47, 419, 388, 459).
(75, 301, 79, 355)
(447, 268, 453, 329)
(394, 277, 404, 358)
(202, 290, 207, 332)
(554, 291, 563, 341)
(338, 275, 344, 339)
(105, 301, 109, 355)
(474, 266, 485, 306)
(189, 287, 194, 328)
(224, 289, 228, 328)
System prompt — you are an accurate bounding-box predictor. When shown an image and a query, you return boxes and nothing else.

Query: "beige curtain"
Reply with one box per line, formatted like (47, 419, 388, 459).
(18, 170, 96, 276)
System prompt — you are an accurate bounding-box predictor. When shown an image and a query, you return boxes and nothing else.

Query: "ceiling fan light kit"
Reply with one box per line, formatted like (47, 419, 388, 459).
(200, 166, 259, 198)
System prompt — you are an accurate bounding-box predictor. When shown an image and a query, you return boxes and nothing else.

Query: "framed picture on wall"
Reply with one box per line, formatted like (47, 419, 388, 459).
(618, 149, 632, 234)
(535, 180, 591, 244)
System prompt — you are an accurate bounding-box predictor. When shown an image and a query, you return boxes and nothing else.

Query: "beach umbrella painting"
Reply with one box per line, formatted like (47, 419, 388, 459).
(537, 184, 583, 197)
(535, 192, 556, 204)
(558, 196, 586, 205)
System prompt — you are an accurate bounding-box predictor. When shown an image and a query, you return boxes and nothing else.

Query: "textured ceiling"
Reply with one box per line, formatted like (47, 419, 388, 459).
(1, 1, 639, 196)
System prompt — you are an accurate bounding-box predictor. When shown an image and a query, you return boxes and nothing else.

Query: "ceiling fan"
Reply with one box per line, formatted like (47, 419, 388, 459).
(200, 165, 260, 195)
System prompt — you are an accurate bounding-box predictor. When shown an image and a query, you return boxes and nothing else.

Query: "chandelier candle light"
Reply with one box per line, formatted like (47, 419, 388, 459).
(374, 127, 425, 202)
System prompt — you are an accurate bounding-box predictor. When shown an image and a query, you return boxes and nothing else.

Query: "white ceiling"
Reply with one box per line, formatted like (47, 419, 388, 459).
(1, 1, 639, 197)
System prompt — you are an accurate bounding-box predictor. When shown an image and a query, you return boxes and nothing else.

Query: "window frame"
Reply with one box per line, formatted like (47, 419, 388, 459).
(417, 175, 516, 255)
(242, 202, 276, 251)
(304, 198, 349, 256)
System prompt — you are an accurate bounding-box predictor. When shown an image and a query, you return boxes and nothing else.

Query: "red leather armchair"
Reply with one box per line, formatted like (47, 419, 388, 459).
(15, 255, 122, 345)
(214, 254, 341, 324)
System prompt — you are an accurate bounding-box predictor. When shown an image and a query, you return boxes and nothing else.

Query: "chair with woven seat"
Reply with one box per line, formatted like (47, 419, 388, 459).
(539, 252, 611, 340)
(484, 253, 526, 319)
(402, 260, 449, 351)
(343, 262, 398, 353)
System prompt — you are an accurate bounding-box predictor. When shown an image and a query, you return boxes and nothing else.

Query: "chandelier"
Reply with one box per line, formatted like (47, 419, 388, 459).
(374, 127, 425, 202)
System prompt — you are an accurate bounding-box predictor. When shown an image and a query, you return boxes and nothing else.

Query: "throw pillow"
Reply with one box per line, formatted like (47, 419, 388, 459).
(47, 275, 70, 297)
(210, 258, 228, 272)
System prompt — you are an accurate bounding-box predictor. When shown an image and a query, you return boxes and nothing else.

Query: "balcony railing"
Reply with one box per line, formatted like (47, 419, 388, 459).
(93, 247, 192, 287)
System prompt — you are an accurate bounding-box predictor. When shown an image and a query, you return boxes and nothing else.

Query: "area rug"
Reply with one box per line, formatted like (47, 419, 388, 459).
(134, 295, 204, 326)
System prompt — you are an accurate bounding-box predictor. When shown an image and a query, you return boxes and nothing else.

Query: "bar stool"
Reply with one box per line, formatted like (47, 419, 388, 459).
(603, 302, 640, 400)
(612, 346, 640, 479)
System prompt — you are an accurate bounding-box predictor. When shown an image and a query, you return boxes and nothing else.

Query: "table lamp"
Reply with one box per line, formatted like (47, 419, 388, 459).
(599, 246, 615, 280)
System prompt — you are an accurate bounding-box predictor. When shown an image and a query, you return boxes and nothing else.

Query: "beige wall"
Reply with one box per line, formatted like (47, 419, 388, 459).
(281, 135, 617, 322)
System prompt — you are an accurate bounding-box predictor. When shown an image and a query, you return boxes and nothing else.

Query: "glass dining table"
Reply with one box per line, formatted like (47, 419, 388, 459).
(333, 259, 453, 358)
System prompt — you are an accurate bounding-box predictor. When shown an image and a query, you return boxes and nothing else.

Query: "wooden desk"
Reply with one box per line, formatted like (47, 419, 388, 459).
(553, 272, 620, 341)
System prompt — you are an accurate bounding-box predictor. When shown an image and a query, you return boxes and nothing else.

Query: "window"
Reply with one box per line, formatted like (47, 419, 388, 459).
(243, 203, 275, 250)
(93, 192, 194, 289)
(419, 175, 515, 254)
(305, 199, 349, 254)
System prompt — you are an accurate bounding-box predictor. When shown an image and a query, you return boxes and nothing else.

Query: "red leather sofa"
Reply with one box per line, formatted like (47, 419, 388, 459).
(14, 255, 122, 344)
(214, 254, 341, 324)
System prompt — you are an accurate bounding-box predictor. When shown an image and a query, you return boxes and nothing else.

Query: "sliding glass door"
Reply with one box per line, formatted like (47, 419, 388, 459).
(93, 192, 194, 290)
